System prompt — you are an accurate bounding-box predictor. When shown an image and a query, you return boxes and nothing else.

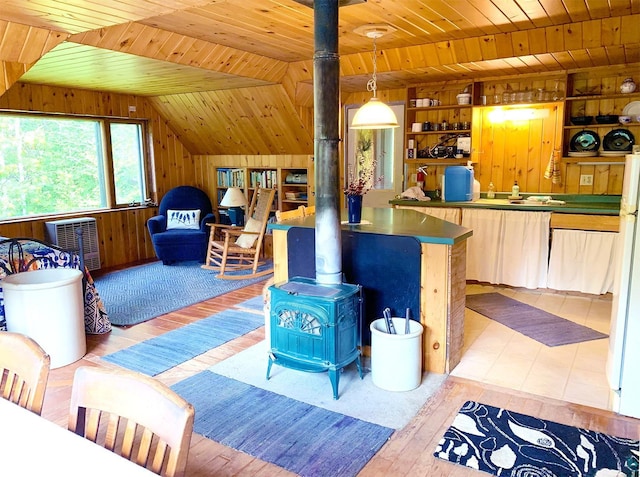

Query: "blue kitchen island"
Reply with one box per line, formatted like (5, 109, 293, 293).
(269, 207, 472, 374)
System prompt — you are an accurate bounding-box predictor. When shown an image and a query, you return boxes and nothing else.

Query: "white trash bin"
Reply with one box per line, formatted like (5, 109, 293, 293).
(3, 268, 86, 369)
(370, 317, 424, 392)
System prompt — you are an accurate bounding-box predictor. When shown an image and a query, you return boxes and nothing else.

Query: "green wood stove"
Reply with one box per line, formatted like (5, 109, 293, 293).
(266, 276, 363, 399)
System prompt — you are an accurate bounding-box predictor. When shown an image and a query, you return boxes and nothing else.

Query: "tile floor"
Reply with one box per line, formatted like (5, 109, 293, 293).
(451, 283, 614, 410)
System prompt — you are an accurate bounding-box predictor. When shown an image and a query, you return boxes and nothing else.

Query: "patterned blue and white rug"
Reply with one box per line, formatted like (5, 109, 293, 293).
(94, 260, 271, 326)
(435, 401, 639, 476)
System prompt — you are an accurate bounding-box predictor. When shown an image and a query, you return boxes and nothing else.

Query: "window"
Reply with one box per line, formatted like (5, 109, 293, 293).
(0, 113, 150, 220)
(344, 103, 405, 207)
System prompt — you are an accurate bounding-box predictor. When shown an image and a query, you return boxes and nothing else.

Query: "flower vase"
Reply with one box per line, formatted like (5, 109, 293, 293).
(347, 195, 363, 224)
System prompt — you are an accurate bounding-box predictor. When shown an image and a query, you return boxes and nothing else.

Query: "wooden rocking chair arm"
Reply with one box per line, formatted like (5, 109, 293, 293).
(206, 223, 240, 231)
(222, 229, 259, 238)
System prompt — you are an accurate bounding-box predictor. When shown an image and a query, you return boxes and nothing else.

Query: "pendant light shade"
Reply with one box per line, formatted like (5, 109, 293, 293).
(351, 97, 399, 129)
(350, 24, 399, 130)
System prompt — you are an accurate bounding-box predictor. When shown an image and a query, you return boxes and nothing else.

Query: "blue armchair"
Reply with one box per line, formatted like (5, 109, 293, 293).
(147, 186, 216, 265)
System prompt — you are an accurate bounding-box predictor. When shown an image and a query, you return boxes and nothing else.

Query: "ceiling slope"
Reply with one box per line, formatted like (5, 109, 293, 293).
(149, 84, 314, 155)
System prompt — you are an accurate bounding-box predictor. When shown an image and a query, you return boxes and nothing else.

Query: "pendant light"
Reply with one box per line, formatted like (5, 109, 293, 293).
(351, 25, 399, 130)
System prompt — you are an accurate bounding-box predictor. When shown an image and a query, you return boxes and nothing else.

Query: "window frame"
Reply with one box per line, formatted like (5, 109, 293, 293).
(0, 111, 153, 220)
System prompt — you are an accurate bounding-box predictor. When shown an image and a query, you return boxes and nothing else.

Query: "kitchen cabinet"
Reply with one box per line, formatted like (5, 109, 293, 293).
(547, 212, 619, 294)
(461, 208, 551, 289)
(547, 229, 618, 294)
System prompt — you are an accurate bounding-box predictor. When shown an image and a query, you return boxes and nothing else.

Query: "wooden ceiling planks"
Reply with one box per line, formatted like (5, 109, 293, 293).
(0, 20, 67, 63)
(140, 3, 316, 62)
(4, 1, 640, 99)
(0, 0, 212, 33)
(71, 23, 288, 84)
(19, 42, 272, 96)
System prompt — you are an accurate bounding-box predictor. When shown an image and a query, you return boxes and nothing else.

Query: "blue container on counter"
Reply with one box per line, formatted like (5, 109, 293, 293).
(444, 166, 473, 202)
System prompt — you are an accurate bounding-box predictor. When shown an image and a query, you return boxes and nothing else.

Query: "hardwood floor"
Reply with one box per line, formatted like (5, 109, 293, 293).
(40, 277, 640, 476)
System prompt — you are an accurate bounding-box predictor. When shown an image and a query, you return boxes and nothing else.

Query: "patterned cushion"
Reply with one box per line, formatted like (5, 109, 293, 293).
(166, 209, 201, 230)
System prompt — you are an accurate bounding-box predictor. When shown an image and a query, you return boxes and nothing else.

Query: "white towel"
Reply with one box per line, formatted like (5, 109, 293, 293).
(544, 149, 562, 184)
(401, 186, 431, 201)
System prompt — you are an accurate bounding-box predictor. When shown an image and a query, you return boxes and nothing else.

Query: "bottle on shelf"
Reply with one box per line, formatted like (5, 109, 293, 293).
(467, 161, 480, 201)
(416, 167, 426, 190)
(487, 182, 496, 199)
(511, 180, 520, 198)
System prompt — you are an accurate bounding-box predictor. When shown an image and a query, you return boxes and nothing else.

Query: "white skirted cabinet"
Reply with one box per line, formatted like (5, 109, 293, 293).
(547, 229, 619, 294)
(462, 209, 551, 289)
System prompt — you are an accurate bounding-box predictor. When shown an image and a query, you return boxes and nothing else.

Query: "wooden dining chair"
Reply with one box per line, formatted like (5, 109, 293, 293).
(202, 187, 276, 279)
(275, 205, 305, 221)
(0, 331, 50, 415)
(68, 366, 195, 477)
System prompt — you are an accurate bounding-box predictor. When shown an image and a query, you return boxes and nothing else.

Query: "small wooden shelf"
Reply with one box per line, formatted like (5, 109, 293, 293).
(406, 129, 471, 135)
(566, 92, 640, 101)
(407, 104, 472, 112)
(404, 159, 471, 165)
(562, 156, 627, 164)
(563, 124, 624, 130)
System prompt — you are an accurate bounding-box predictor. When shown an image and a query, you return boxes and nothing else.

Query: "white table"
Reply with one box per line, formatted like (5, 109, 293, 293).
(0, 398, 156, 476)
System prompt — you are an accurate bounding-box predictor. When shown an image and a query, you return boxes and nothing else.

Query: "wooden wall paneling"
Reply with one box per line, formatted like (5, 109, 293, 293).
(525, 115, 544, 193)
(504, 117, 522, 189)
(564, 164, 582, 194)
(593, 164, 611, 195)
(0, 82, 198, 269)
(608, 165, 625, 195)
(490, 113, 507, 192)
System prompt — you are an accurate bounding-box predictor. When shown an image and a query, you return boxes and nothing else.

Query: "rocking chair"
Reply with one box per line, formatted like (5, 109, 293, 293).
(202, 187, 276, 279)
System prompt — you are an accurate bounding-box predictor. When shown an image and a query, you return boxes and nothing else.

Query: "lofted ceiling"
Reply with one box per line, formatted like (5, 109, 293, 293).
(0, 0, 639, 154)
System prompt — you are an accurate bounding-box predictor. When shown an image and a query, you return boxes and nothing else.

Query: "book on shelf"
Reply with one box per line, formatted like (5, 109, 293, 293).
(249, 170, 277, 189)
(285, 191, 307, 200)
(217, 168, 245, 188)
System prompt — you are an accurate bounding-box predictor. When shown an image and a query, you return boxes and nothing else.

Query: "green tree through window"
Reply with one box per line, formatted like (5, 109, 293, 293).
(0, 113, 150, 220)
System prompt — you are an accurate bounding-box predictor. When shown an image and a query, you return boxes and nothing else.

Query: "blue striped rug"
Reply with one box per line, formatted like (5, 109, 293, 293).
(94, 260, 271, 326)
(101, 308, 264, 376)
(171, 371, 394, 477)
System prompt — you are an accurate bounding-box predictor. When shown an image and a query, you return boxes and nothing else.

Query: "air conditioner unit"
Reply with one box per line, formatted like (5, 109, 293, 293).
(45, 218, 101, 271)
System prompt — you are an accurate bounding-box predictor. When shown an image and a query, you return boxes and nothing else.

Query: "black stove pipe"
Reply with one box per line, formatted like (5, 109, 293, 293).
(313, 0, 342, 285)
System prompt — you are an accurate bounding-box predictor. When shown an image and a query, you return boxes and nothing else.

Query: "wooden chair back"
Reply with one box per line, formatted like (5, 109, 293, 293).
(202, 187, 276, 279)
(275, 205, 305, 221)
(0, 331, 50, 415)
(247, 187, 276, 224)
(68, 366, 194, 477)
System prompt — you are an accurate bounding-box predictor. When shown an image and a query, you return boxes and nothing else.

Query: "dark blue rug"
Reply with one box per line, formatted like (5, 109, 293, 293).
(435, 401, 639, 476)
(94, 260, 271, 326)
(102, 309, 264, 375)
(171, 371, 394, 477)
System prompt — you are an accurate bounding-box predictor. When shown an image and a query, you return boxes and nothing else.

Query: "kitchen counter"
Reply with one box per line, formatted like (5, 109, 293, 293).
(390, 194, 621, 215)
(269, 207, 473, 244)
